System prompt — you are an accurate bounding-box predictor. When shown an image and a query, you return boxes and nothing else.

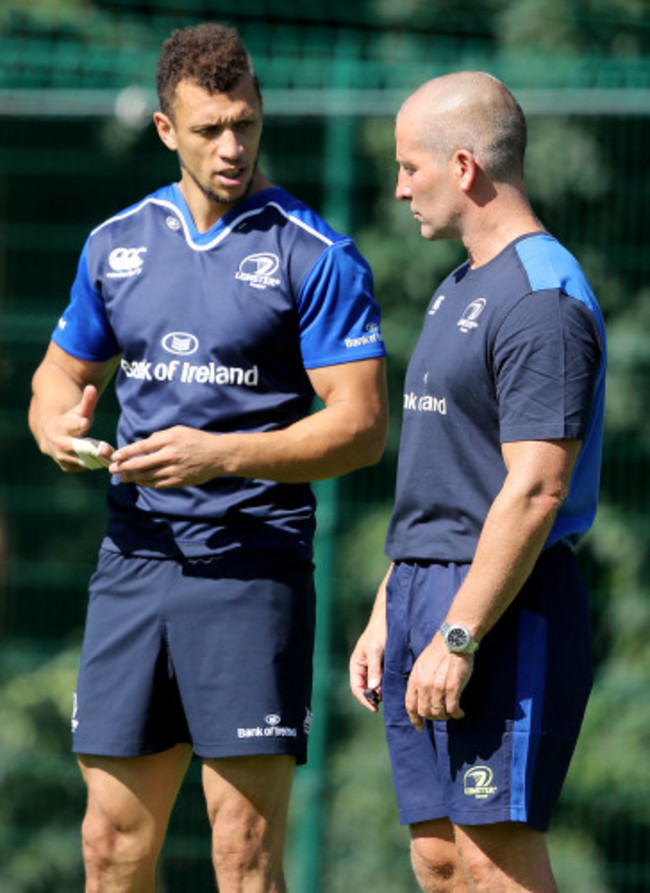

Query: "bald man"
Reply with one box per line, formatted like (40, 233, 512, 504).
(350, 73, 606, 892)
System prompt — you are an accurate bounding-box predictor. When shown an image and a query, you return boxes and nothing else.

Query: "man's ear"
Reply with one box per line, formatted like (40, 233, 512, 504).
(153, 111, 178, 151)
(453, 148, 479, 192)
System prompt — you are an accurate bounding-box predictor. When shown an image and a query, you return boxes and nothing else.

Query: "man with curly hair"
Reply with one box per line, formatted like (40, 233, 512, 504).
(30, 22, 388, 892)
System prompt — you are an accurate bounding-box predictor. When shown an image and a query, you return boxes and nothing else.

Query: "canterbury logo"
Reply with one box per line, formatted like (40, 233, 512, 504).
(107, 246, 147, 277)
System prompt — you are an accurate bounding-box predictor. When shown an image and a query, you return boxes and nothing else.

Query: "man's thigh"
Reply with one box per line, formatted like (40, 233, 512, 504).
(78, 744, 193, 847)
(170, 553, 316, 763)
(75, 550, 316, 762)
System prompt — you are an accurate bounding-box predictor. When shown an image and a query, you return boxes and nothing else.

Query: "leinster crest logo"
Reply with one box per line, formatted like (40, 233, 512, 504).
(457, 298, 487, 333)
(235, 253, 281, 290)
(463, 765, 498, 800)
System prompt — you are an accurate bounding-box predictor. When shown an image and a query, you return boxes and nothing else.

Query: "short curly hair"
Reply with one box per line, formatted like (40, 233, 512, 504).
(156, 22, 261, 118)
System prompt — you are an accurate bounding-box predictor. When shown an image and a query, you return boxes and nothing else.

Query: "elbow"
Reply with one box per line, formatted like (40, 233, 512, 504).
(531, 488, 568, 527)
(366, 423, 389, 467)
(352, 414, 389, 469)
(28, 396, 43, 450)
(546, 474, 572, 513)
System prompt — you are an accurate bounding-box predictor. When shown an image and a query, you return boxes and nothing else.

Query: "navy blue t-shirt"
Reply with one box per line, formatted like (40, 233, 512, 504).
(385, 233, 606, 563)
(53, 184, 385, 559)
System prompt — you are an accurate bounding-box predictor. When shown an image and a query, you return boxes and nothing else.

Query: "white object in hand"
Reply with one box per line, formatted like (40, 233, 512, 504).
(71, 437, 112, 469)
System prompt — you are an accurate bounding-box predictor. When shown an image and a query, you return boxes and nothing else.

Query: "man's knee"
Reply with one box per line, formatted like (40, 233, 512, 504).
(411, 840, 455, 890)
(456, 839, 503, 891)
(211, 807, 276, 875)
(454, 821, 557, 893)
(81, 808, 157, 881)
(410, 824, 468, 893)
(203, 755, 292, 890)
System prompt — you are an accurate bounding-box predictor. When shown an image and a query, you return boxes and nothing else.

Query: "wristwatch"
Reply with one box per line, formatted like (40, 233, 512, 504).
(440, 621, 479, 655)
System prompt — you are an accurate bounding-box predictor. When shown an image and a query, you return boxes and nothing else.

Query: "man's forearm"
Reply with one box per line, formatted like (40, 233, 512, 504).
(29, 361, 86, 450)
(221, 399, 386, 482)
(109, 357, 389, 488)
(444, 487, 559, 642)
(29, 345, 118, 470)
(442, 438, 580, 642)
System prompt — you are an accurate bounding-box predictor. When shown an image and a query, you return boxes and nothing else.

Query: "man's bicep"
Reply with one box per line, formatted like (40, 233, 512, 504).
(307, 357, 388, 414)
(501, 438, 582, 495)
(37, 341, 119, 395)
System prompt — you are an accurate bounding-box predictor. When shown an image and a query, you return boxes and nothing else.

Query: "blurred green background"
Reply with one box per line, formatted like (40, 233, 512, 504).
(2, 1, 650, 890)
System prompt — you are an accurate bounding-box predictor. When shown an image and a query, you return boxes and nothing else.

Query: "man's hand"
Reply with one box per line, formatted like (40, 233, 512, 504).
(349, 568, 390, 715)
(29, 342, 119, 472)
(40, 385, 114, 472)
(349, 615, 386, 713)
(405, 636, 475, 731)
(110, 426, 229, 488)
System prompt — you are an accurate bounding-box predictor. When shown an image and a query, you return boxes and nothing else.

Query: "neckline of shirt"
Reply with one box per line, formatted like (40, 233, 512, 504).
(169, 183, 285, 245)
(461, 231, 553, 279)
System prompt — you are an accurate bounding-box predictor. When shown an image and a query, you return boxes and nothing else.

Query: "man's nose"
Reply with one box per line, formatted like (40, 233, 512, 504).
(395, 173, 411, 201)
(217, 128, 242, 159)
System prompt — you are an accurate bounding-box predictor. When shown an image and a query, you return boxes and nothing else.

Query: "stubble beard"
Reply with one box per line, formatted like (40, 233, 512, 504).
(180, 154, 259, 208)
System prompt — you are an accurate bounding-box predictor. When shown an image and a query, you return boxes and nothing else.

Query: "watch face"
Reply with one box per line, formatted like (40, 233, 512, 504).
(447, 626, 470, 650)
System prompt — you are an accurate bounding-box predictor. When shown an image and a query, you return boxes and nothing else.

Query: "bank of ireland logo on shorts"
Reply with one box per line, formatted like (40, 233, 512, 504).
(457, 298, 487, 333)
(463, 765, 498, 800)
(237, 713, 298, 740)
(107, 246, 147, 278)
(161, 332, 200, 356)
(235, 252, 281, 290)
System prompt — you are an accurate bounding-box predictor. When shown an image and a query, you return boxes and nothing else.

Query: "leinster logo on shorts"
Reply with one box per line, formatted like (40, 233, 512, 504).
(457, 298, 487, 333)
(235, 253, 281, 290)
(463, 765, 498, 800)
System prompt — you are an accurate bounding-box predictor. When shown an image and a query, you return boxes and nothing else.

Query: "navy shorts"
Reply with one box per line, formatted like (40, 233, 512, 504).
(383, 544, 593, 832)
(72, 548, 315, 763)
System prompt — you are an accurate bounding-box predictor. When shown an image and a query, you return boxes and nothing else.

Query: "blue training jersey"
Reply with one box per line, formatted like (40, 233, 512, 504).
(385, 233, 606, 564)
(53, 184, 385, 559)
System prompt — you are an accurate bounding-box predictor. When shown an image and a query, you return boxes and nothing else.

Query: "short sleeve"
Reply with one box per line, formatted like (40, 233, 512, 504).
(51, 240, 121, 361)
(495, 289, 603, 443)
(295, 240, 385, 369)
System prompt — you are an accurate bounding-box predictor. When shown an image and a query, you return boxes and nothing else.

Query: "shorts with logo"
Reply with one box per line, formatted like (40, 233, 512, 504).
(383, 544, 592, 832)
(72, 548, 315, 763)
